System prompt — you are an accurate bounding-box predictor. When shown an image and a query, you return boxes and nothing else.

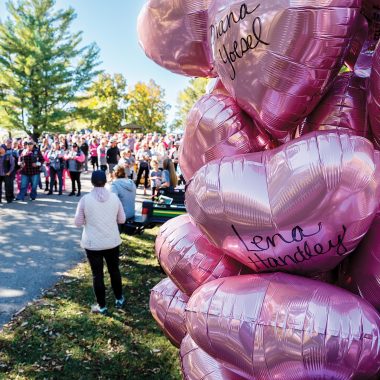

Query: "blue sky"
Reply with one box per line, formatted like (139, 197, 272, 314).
(0, 0, 191, 123)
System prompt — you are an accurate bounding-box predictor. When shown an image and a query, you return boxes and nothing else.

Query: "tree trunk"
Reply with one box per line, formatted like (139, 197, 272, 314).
(31, 130, 40, 142)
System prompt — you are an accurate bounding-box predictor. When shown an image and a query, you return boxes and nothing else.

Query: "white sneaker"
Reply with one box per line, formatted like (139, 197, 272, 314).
(91, 304, 108, 314)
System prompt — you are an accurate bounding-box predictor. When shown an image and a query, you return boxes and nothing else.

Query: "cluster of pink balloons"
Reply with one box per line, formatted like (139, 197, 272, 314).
(139, 0, 380, 378)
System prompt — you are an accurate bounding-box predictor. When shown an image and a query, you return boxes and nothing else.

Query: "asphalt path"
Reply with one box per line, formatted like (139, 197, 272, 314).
(0, 172, 146, 326)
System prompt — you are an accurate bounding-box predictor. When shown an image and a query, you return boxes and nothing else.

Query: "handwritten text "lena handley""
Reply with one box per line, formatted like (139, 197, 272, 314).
(231, 223, 348, 271)
(210, 3, 269, 81)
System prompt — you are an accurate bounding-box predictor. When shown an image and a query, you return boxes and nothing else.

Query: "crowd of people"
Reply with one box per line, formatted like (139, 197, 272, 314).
(0, 130, 183, 207)
(0, 130, 185, 315)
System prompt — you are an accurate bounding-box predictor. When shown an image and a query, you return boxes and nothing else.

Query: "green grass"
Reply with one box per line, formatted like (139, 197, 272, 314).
(0, 228, 181, 380)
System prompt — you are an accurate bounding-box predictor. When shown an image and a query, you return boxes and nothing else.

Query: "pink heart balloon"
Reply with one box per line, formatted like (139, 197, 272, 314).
(149, 277, 189, 348)
(301, 72, 369, 138)
(339, 213, 380, 311)
(368, 41, 380, 148)
(137, 0, 215, 77)
(186, 273, 380, 380)
(208, 0, 361, 141)
(186, 132, 380, 275)
(180, 334, 246, 380)
(352, 2, 380, 77)
(345, 14, 369, 71)
(156, 214, 245, 296)
(179, 92, 274, 181)
(353, 39, 377, 78)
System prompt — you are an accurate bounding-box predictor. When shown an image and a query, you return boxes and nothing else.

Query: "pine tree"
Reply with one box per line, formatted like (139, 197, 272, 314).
(0, 0, 101, 140)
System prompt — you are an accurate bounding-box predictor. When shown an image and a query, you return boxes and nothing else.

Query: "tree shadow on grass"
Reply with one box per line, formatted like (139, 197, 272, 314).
(0, 230, 181, 380)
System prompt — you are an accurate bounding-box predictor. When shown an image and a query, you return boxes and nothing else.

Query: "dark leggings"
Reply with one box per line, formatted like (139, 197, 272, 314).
(91, 156, 98, 170)
(135, 165, 149, 189)
(85, 246, 122, 308)
(0, 175, 13, 202)
(69, 171, 81, 193)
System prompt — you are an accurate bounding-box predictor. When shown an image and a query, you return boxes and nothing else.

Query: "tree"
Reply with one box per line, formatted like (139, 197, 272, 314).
(172, 78, 208, 130)
(0, 0, 101, 140)
(76, 73, 128, 133)
(126, 80, 169, 133)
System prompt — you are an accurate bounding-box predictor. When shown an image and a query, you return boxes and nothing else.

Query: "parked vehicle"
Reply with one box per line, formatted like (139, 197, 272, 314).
(122, 187, 186, 235)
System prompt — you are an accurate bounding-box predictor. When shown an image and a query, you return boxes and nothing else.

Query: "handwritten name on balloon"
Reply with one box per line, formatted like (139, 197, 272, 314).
(231, 223, 348, 271)
(210, 3, 269, 80)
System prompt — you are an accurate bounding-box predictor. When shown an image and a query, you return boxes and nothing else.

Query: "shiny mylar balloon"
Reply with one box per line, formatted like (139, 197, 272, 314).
(186, 132, 380, 275)
(353, 39, 377, 78)
(186, 274, 380, 380)
(368, 41, 380, 148)
(339, 213, 380, 311)
(156, 214, 244, 296)
(179, 93, 274, 181)
(354, 1, 380, 78)
(302, 72, 369, 138)
(137, 0, 214, 77)
(180, 334, 245, 380)
(149, 278, 188, 347)
(208, 0, 361, 141)
(345, 15, 369, 71)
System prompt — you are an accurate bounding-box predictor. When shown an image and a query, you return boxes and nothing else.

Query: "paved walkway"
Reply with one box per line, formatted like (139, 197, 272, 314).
(0, 173, 95, 326)
(0, 172, 148, 326)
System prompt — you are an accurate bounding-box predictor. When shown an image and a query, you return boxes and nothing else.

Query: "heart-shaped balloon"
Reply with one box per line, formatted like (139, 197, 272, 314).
(179, 92, 274, 181)
(301, 72, 369, 138)
(149, 277, 189, 348)
(352, 1, 380, 77)
(180, 334, 245, 380)
(156, 214, 245, 296)
(339, 213, 380, 311)
(208, 0, 361, 140)
(345, 14, 369, 71)
(137, 0, 215, 77)
(368, 41, 380, 148)
(353, 39, 377, 78)
(186, 132, 380, 275)
(186, 273, 380, 380)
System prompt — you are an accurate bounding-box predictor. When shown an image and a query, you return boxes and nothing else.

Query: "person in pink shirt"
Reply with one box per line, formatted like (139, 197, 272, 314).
(89, 138, 99, 170)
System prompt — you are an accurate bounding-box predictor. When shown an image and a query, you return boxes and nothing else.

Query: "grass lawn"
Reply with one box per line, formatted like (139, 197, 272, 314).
(0, 228, 181, 380)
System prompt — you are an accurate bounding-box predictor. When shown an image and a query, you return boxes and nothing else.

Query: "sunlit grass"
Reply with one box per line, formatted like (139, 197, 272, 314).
(0, 228, 181, 380)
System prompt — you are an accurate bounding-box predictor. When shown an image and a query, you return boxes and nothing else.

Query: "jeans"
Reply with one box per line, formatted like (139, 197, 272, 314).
(85, 246, 122, 308)
(17, 174, 40, 200)
(108, 163, 117, 174)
